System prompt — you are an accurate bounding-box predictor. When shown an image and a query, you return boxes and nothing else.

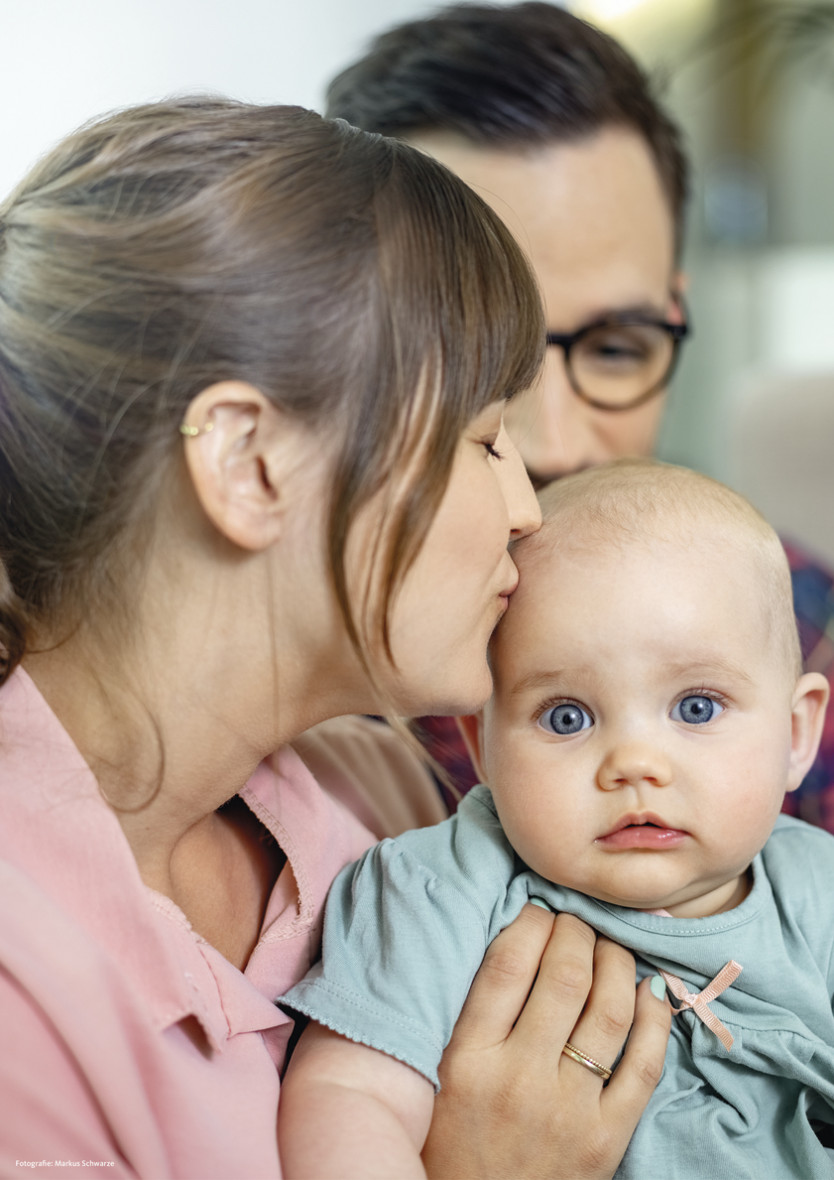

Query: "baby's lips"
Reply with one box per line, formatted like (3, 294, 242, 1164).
(596, 819, 689, 850)
(600, 811, 672, 837)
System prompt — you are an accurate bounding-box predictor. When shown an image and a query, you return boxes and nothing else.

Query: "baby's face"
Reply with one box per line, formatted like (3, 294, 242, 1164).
(480, 532, 803, 918)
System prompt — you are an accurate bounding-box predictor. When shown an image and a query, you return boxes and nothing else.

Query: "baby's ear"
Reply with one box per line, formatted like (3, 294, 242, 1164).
(456, 714, 487, 783)
(787, 672, 830, 792)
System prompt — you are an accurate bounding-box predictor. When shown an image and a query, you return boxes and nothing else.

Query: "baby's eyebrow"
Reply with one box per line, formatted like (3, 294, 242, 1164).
(505, 657, 755, 699)
(508, 669, 577, 696)
(661, 658, 755, 686)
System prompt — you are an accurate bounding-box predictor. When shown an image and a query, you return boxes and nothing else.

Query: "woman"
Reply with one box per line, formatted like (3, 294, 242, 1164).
(0, 99, 669, 1178)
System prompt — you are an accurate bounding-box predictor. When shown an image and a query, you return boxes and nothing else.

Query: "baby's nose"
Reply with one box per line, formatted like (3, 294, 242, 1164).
(596, 740, 673, 791)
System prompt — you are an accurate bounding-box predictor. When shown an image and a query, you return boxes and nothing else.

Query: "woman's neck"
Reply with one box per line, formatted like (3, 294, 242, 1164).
(21, 508, 382, 951)
(24, 637, 300, 965)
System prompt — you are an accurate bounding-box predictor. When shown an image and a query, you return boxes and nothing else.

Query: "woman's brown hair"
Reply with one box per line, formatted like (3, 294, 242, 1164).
(0, 98, 543, 685)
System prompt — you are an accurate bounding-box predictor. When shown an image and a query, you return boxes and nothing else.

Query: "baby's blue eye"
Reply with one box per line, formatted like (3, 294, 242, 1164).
(539, 702, 593, 735)
(672, 695, 723, 725)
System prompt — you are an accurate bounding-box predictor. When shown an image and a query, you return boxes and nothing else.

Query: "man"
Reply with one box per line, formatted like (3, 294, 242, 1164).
(327, 2, 687, 487)
(326, 1, 834, 820)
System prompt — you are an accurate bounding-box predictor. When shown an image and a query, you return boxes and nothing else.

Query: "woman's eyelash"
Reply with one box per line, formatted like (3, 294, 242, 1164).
(484, 441, 504, 460)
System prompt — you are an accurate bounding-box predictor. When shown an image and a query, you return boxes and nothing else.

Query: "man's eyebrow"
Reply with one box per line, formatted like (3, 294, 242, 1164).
(547, 301, 668, 333)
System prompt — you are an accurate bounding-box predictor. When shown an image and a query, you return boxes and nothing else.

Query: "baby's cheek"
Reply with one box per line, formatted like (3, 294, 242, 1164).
(499, 797, 557, 871)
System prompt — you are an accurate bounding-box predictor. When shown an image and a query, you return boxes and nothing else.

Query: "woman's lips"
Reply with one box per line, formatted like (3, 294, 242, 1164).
(497, 574, 520, 613)
(596, 815, 689, 850)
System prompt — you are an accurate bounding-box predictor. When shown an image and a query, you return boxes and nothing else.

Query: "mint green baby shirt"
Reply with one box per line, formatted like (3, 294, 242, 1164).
(281, 787, 834, 1179)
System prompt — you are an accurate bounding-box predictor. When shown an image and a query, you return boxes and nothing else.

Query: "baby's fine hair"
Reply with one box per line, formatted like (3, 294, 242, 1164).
(534, 459, 802, 679)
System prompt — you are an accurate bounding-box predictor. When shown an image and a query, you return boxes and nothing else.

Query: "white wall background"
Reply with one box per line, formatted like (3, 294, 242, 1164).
(3, 0, 833, 566)
(0, 0, 524, 202)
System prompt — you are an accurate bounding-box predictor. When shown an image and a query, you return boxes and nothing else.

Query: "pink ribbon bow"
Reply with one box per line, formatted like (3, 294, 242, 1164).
(658, 960, 743, 1051)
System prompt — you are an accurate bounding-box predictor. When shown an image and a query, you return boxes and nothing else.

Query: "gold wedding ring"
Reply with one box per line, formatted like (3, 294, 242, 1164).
(561, 1041, 613, 1081)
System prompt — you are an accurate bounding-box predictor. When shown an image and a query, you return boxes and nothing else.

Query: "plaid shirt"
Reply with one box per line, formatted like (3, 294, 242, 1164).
(419, 538, 834, 834)
(781, 540, 834, 833)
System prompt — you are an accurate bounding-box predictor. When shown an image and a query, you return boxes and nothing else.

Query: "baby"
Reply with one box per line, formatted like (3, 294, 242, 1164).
(279, 459, 834, 1179)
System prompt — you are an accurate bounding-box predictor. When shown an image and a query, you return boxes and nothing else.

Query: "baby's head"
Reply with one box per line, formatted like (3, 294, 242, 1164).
(461, 459, 828, 918)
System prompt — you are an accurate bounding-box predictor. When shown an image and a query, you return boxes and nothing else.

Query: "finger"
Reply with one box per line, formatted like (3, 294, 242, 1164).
(602, 974, 671, 1126)
(449, 903, 555, 1049)
(558, 936, 638, 1080)
(505, 912, 599, 1056)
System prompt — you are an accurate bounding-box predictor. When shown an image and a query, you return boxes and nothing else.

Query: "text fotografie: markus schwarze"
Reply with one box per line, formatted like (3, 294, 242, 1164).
(15, 1162, 116, 1169)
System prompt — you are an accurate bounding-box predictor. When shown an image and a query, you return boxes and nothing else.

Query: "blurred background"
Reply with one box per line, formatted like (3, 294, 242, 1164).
(2, 0, 833, 566)
(583, 0, 834, 572)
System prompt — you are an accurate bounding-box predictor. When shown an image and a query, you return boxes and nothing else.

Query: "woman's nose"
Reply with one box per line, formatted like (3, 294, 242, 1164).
(499, 427, 541, 539)
(504, 351, 599, 485)
(596, 739, 673, 791)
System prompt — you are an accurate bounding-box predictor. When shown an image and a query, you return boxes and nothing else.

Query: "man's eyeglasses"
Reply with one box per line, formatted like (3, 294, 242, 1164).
(545, 297, 690, 412)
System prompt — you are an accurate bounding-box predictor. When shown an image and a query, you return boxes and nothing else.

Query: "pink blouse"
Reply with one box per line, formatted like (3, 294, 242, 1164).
(0, 669, 376, 1178)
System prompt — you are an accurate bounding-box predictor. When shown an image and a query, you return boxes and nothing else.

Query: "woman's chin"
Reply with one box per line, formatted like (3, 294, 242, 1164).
(412, 669, 493, 719)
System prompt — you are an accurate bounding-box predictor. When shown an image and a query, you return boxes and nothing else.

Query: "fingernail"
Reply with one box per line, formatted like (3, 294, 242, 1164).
(650, 975, 667, 1000)
(529, 897, 552, 911)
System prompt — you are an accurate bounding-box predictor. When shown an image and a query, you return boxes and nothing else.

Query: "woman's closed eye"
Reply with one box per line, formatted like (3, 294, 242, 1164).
(671, 694, 724, 725)
(538, 701, 593, 736)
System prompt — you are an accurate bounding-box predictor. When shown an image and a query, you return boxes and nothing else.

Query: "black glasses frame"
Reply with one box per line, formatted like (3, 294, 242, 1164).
(545, 297, 691, 412)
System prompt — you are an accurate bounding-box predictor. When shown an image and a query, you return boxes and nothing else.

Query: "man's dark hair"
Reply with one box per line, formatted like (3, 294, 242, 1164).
(327, 1, 688, 251)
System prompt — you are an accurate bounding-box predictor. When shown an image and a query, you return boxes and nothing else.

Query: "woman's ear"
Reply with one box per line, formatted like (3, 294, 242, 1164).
(457, 713, 487, 783)
(181, 382, 297, 551)
(787, 672, 830, 792)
